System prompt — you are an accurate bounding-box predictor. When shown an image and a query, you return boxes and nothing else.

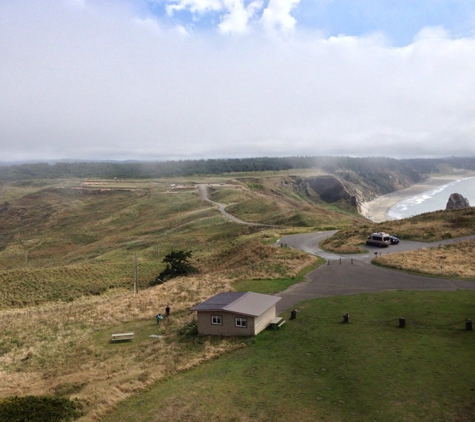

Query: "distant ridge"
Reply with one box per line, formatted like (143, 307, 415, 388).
(0, 156, 475, 183)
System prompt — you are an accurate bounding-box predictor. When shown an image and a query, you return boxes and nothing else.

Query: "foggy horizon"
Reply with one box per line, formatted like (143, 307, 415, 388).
(2, 1, 475, 162)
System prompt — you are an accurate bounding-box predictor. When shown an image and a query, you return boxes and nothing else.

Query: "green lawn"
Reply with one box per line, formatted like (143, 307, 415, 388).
(102, 290, 475, 422)
(232, 257, 325, 294)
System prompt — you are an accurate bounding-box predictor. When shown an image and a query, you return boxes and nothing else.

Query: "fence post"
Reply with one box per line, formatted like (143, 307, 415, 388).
(399, 317, 406, 328)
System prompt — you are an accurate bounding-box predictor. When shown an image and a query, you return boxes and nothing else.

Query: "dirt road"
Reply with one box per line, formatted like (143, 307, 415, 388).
(198, 184, 262, 225)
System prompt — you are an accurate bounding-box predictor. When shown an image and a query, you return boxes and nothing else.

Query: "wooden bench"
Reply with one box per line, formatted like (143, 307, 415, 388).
(111, 332, 134, 342)
(269, 317, 286, 329)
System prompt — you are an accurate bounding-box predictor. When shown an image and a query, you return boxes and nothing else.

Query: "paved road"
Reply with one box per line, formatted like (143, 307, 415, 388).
(195, 186, 475, 315)
(276, 232, 475, 315)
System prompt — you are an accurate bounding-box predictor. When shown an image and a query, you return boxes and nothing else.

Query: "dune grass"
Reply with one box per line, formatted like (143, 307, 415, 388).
(101, 290, 475, 422)
(375, 239, 475, 279)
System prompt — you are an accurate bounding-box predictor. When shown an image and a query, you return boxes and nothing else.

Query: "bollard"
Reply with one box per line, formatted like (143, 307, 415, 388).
(327, 260, 330, 265)
(339, 258, 342, 265)
(351, 258, 353, 265)
(342, 313, 349, 323)
(466, 319, 472, 331)
(399, 317, 405, 328)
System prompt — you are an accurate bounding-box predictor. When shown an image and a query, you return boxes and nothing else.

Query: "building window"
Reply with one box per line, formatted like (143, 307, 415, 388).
(211, 315, 223, 325)
(235, 317, 247, 328)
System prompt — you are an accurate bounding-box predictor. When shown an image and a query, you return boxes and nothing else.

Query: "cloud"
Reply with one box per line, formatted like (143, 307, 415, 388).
(1, 1, 475, 162)
(261, 0, 300, 32)
(165, 0, 222, 15)
(219, 0, 263, 34)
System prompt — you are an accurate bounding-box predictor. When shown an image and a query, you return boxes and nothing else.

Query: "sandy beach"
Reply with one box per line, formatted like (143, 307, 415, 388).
(360, 170, 475, 222)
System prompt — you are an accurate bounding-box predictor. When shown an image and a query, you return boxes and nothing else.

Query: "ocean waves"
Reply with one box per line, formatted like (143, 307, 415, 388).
(387, 177, 475, 220)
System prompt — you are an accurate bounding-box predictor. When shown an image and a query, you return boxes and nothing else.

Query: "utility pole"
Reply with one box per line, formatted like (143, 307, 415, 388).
(134, 252, 138, 295)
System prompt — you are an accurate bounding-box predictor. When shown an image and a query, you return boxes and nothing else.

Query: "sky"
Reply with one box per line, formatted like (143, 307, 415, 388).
(1, 0, 475, 162)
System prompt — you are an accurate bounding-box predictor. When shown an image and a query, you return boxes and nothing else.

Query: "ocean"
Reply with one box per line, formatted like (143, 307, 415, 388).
(387, 176, 475, 220)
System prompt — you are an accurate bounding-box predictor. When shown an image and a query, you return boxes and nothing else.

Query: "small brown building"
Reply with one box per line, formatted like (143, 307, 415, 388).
(191, 291, 282, 336)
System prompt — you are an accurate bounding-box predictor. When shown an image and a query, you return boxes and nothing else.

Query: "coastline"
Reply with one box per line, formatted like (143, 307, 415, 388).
(360, 170, 475, 223)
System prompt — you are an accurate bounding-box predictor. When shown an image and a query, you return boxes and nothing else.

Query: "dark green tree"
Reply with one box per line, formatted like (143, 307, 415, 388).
(152, 250, 197, 285)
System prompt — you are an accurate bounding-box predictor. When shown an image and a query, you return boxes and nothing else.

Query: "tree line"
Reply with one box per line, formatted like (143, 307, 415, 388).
(0, 156, 474, 181)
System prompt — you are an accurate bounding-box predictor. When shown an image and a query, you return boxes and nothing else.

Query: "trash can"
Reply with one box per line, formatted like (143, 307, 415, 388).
(290, 309, 297, 320)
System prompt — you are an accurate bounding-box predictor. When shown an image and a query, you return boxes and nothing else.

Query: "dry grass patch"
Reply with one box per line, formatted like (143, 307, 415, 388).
(322, 207, 475, 253)
(375, 239, 475, 279)
(0, 274, 245, 421)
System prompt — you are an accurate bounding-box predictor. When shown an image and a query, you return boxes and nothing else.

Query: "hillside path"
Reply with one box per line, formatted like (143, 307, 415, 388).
(275, 232, 475, 315)
(198, 184, 263, 226)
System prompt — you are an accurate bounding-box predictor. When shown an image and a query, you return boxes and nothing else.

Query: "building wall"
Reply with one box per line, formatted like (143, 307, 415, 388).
(196, 311, 255, 336)
(253, 305, 277, 335)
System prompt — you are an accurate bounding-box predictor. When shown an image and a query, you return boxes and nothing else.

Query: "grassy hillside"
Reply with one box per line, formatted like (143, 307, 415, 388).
(0, 175, 366, 308)
(0, 174, 342, 421)
(0, 173, 474, 421)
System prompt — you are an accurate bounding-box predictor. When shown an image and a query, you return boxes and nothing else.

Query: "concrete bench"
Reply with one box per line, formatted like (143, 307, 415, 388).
(111, 332, 134, 342)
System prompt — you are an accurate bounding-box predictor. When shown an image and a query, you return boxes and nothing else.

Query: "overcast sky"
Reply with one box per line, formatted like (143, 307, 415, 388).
(1, 0, 475, 162)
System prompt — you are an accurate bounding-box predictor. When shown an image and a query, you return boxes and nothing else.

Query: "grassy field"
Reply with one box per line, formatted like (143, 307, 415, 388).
(0, 175, 474, 421)
(101, 290, 475, 422)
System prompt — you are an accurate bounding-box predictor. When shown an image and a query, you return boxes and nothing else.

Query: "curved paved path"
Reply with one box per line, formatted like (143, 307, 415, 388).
(276, 232, 475, 314)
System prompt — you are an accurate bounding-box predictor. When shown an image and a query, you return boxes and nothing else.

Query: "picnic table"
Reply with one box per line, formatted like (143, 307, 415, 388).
(269, 317, 285, 329)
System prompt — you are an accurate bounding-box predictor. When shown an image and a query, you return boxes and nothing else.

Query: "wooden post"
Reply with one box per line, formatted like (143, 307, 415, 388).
(466, 319, 472, 331)
(399, 317, 405, 328)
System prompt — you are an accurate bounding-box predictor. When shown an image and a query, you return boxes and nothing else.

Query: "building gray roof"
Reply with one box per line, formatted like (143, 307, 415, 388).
(191, 291, 281, 317)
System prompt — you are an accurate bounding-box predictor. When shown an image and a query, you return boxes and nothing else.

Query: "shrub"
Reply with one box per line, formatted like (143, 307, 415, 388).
(0, 395, 83, 422)
(151, 250, 197, 285)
